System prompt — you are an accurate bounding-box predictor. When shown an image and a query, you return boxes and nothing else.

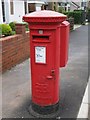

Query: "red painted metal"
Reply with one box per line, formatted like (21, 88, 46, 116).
(23, 10, 66, 23)
(60, 21, 70, 67)
(23, 10, 67, 107)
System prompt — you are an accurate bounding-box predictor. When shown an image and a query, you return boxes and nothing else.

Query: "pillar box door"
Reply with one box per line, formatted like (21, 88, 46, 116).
(30, 29, 60, 106)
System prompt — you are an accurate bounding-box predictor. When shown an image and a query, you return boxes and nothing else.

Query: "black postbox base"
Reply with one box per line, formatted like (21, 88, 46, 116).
(29, 102, 60, 118)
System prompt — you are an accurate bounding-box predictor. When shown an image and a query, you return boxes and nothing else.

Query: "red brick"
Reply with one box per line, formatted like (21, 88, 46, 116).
(1, 32, 30, 72)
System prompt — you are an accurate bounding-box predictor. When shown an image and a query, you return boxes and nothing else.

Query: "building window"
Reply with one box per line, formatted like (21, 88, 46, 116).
(10, 0, 14, 15)
(28, 3, 35, 13)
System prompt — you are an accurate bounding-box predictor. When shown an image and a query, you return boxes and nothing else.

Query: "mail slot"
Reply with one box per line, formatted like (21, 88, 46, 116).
(32, 35, 49, 42)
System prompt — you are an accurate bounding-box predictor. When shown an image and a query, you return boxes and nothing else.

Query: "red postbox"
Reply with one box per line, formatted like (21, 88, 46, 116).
(60, 21, 70, 67)
(23, 10, 69, 117)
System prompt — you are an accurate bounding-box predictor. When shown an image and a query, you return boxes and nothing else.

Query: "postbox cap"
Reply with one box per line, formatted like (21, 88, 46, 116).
(23, 10, 67, 23)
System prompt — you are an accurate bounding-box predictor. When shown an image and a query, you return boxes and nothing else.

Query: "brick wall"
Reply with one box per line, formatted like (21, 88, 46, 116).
(0, 32, 30, 73)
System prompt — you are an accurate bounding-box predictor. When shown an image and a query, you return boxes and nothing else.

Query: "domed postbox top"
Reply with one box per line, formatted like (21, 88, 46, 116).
(23, 10, 67, 23)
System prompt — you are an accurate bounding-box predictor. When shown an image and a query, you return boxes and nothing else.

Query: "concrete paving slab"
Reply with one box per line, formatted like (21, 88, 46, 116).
(74, 24, 81, 30)
(77, 77, 89, 119)
(2, 24, 88, 118)
(89, 106, 90, 120)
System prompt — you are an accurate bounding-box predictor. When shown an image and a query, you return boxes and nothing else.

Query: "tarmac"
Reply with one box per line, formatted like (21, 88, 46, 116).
(1, 24, 89, 119)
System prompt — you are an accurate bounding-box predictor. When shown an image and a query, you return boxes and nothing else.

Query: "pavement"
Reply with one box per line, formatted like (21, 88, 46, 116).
(77, 77, 90, 119)
(1, 24, 88, 119)
(74, 24, 81, 30)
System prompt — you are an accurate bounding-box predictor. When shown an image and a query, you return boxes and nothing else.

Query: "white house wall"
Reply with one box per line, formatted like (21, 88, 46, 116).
(4, 0, 10, 23)
(0, 1, 3, 24)
(35, 3, 42, 11)
(9, 1, 25, 23)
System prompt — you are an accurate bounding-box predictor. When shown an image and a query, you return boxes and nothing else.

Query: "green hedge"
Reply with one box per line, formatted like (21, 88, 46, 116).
(25, 22, 29, 31)
(63, 11, 82, 24)
(0, 24, 12, 37)
(87, 9, 90, 22)
(58, 6, 65, 13)
(9, 21, 16, 31)
(73, 11, 82, 24)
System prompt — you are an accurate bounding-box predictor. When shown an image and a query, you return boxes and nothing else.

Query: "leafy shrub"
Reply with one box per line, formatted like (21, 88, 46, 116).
(87, 9, 90, 22)
(63, 11, 74, 18)
(58, 6, 65, 13)
(88, 9, 90, 12)
(73, 11, 82, 24)
(0, 26, 2, 38)
(0, 24, 12, 36)
(63, 11, 82, 24)
(22, 22, 29, 31)
(74, 9, 82, 12)
(9, 21, 16, 31)
(25, 23, 28, 28)
(67, 11, 74, 18)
